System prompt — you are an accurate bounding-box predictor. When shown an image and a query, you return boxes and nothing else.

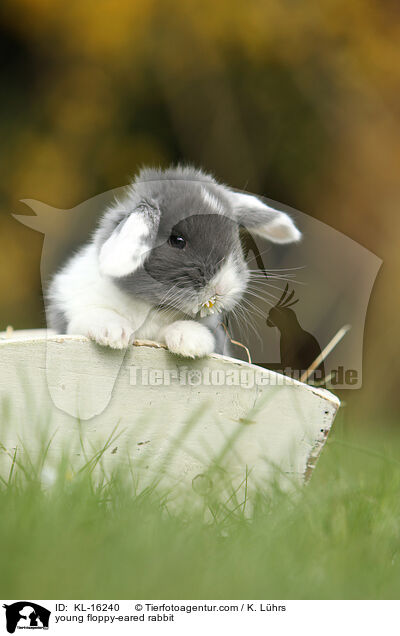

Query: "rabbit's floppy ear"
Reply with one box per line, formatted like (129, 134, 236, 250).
(229, 191, 301, 244)
(98, 202, 161, 277)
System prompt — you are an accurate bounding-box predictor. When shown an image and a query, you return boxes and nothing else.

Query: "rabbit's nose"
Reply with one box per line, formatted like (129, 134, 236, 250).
(195, 267, 206, 282)
(192, 267, 206, 289)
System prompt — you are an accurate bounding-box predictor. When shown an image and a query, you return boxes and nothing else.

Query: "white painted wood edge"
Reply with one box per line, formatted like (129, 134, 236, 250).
(0, 329, 340, 499)
(0, 328, 340, 409)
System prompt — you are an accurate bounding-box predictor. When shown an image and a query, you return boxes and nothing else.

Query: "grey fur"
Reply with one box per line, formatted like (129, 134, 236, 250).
(94, 166, 249, 317)
(46, 303, 68, 334)
(47, 165, 301, 356)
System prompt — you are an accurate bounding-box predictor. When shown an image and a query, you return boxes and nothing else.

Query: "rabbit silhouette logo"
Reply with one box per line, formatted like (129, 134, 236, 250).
(2, 602, 50, 633)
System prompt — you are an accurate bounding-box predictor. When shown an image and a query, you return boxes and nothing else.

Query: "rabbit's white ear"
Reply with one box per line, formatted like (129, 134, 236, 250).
(230, 192, 301, 244)
(99, 204, 160, 277)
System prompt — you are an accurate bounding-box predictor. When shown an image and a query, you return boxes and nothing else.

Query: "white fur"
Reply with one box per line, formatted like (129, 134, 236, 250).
(68, 309, 135, 349)
(99, 213, 151, 277)
(229, 192, 301, 243)
(201, 187, 224, 214)
(48, 171, 301, 357)
(254, 213, 302, 243)
(162, 321, 215, 358)
(50, 244, 214, 355)
(211, 255, 248, 310)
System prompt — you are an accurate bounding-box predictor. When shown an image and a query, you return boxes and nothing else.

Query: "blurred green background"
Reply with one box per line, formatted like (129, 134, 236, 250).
(0, 0, 399, 421)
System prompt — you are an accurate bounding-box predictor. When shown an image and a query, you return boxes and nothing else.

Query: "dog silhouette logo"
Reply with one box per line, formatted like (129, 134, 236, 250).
(2, 602, 50, 633)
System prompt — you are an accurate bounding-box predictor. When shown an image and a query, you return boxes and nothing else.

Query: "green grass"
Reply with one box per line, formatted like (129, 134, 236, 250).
(1, 411, 400, 600)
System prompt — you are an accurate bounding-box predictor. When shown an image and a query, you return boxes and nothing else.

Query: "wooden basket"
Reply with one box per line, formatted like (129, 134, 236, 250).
(0, 329, 339, 502)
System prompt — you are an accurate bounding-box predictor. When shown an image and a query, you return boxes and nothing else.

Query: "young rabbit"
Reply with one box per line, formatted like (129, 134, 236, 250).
(47, 166, 301, 358)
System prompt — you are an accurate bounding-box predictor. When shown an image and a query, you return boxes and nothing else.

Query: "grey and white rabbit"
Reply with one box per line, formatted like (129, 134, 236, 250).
(47, 166, 301, 358)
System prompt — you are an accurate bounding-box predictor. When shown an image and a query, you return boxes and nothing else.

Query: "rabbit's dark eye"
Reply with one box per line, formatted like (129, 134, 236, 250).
(169, 234, 186, 249)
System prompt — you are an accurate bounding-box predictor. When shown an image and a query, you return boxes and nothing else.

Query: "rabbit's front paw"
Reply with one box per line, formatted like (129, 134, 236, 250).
(68, 311, 134, 349)
(164, 321, 215, 358)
